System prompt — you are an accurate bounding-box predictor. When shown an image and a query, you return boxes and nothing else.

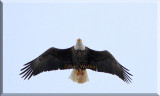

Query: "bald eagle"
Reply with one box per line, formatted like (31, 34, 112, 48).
(20, 38, 133, 84)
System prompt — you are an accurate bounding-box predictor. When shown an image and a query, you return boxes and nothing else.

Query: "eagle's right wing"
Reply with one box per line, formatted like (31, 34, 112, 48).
(87, 47, 133, 83)
(20, 47, 73, 80)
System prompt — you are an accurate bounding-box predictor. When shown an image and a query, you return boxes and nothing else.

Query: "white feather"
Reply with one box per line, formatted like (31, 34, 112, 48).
(74, 41, 85, 50)
(69, 69, 89, 84)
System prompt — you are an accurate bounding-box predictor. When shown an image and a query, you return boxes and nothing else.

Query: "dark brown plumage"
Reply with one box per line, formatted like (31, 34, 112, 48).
(20, 47, 73, 80)
(87, 47, 133, 83)
(20, 38, 133, 83)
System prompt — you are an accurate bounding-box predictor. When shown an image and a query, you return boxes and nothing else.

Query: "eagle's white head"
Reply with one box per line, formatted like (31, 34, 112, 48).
(74, 38, 85, 50)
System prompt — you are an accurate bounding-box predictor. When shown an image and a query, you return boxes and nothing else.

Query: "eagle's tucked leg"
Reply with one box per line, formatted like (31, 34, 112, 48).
(81, 70, 85, 75)
(76, 70, 80, 75)
(69, 69, 89, 84)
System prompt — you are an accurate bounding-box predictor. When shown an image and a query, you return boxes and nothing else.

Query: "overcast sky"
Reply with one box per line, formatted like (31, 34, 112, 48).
(3, 1, 157, 93)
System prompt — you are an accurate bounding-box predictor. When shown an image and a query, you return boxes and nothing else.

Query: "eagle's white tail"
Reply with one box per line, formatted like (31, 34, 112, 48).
(69, 69, 89, 84)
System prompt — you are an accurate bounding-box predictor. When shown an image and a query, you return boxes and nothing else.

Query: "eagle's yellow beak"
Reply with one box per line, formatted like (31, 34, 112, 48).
(77, 38, 82, 42)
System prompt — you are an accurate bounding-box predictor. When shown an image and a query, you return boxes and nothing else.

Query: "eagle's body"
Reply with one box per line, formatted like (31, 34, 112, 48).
(20, 38, 132, 84)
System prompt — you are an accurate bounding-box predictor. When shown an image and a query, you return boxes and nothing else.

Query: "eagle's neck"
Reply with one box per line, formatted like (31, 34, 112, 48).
(74, 41, 85, 50)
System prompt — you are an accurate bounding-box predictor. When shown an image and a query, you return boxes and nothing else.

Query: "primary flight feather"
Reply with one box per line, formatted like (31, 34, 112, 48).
(20, 38, 133, 84)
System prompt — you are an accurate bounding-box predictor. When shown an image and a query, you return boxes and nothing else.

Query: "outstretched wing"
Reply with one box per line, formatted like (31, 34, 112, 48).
(87, 47, 133, 83)
(20, 47, 73, 80)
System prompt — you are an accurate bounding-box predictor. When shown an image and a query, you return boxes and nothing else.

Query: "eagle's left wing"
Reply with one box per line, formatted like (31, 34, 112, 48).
(20, 47, 73, 80)
(87, 47, 133, 83)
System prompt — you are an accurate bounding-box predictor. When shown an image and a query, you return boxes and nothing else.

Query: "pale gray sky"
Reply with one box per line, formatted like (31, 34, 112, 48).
(3, 1, 157, 93)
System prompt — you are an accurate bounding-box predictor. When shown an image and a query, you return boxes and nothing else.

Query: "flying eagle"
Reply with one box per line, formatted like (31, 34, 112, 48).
(20, 38, 133, 84)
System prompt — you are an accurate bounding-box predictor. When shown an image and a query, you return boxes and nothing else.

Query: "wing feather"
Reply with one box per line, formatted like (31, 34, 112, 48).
(20, 47, 73, 80)
(87, 47, 133, 83)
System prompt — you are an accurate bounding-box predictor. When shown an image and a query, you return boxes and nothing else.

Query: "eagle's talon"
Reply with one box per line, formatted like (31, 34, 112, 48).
(76, 70, 79, 75)
(81, 70, 85, 75)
